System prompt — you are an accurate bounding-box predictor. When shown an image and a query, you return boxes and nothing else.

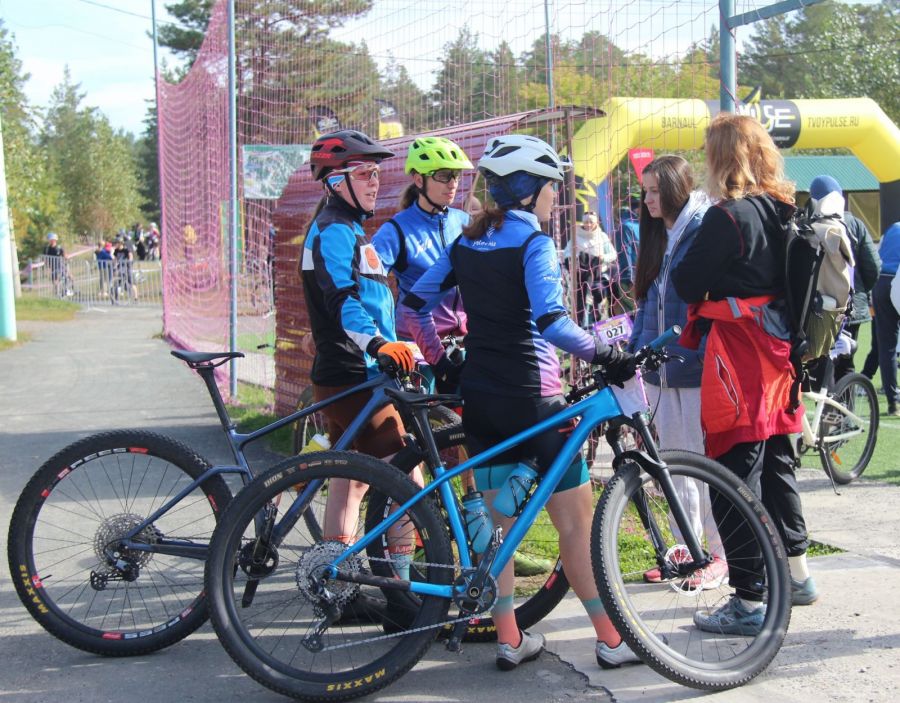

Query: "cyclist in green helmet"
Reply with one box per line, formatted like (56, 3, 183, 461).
(372, 136, 473, 393)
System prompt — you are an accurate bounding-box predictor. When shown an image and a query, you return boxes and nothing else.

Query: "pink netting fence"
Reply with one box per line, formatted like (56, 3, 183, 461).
(158, 0, 732, 405)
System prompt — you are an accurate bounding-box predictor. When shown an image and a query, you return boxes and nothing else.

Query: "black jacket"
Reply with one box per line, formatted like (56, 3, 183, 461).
(672, 194, 791, 304)
(844, 212, 881, 325)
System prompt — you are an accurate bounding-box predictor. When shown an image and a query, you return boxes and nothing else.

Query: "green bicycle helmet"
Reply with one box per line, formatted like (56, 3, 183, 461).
(405, 136, 473, 175)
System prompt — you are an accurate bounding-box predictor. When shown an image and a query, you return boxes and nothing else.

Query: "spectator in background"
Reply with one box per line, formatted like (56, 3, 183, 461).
(147, 222, 161, 261)
(871, 221, 900, 415)
(808, 176, 881, 381)
(95, 240, 113, 297)
(43, 232, 67, 296)
(565, 211, 616, 325)
(612, 195, 641, 314)
(113, 235, 138, 301)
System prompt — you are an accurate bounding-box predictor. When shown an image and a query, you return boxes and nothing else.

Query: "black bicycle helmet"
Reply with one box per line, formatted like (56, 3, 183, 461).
(309, 130, 395, 181)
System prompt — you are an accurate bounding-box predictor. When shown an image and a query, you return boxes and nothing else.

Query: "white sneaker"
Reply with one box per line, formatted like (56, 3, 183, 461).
(496, 630, 545, 671)
(595, 640, 644, 669)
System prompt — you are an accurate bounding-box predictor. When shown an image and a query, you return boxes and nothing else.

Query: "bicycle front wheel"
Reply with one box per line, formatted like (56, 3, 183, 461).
(206, 451, 454, 702)
(592, 450, 791, 690)
(820, 372, 878, 484)
(7, 430, 230, 655)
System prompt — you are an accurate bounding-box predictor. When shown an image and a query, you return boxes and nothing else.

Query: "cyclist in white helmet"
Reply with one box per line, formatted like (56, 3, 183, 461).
(404, 134, 641, 672)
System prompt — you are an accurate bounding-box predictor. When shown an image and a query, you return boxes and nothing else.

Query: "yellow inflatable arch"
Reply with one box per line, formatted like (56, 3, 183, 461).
(572, 97, 900, 233)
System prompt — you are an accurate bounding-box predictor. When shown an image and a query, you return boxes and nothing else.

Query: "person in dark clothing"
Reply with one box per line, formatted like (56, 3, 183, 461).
(42, 232, 68, 297)
(807, 175, 881, 381)
(870, 221, 900, 414)
(672, 113, 817, 637)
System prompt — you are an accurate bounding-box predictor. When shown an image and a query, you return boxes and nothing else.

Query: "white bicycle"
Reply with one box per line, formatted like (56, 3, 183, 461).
(796, 348, 879, 486)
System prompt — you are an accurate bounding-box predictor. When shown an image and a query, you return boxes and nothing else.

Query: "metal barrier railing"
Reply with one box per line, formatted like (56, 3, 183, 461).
(23, 256, 164, 307)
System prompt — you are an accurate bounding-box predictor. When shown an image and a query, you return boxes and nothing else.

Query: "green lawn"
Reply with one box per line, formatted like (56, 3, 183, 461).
(228, 382, 294, 455)
(15, 294, 80, 321)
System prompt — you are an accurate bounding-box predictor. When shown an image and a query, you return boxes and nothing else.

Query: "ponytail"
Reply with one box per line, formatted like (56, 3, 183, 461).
(462, 206, 506, 240)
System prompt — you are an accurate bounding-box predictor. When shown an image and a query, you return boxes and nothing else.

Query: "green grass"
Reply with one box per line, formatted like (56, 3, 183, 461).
(236, 330, 275, 355)
(227, 382, 294, 455)
(15, 294, 80, 322)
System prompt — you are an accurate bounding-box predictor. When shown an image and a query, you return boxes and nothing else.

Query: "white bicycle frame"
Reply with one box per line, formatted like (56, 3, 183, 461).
(799, 386, 867, 448)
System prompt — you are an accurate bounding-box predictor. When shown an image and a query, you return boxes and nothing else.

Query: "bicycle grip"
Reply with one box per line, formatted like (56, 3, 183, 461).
(648, 325, 682, 350)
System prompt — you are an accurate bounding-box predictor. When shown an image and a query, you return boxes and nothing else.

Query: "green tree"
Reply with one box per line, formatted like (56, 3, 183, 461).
(381, 57, 431, 134)
(431, 27, 491, 126)
(0, 22, 61, 260)
(157, 0, 216, 70)
(137, 103, 161, 224)
(42, 69, 143, 239)
(739, 0, 900, 123)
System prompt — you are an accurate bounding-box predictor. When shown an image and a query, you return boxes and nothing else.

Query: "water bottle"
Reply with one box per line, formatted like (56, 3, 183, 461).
(493, 462, 538, 518)
(461, 490, 493, 554)
(301, 433, 331, 453)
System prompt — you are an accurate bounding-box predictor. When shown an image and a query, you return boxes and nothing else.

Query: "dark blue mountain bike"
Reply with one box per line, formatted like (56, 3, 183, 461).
(205, 329, 792, 700)
(7, 348, 567, 655)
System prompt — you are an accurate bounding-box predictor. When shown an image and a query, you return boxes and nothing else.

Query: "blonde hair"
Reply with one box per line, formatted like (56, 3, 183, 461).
(704, 113, 795, 204)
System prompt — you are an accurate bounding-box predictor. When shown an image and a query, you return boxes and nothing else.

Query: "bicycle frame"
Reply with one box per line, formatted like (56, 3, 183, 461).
(309, 374, 708, 602)
(117, 365, 405, 560)
(800, 387, 868, 447)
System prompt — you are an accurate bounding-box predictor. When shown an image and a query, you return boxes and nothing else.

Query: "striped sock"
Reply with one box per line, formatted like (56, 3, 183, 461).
(493, 595, 520, 646)
(582, 597, 620, 646)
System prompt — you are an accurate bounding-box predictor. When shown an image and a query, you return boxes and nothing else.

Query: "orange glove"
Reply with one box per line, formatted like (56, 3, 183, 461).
(376, 341, 415, 372)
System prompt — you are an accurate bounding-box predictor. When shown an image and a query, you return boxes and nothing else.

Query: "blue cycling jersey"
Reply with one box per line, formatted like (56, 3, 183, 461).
(372, 203, 469, 365)
(300, 197, 397, 385)
(403, 210, 604, 397)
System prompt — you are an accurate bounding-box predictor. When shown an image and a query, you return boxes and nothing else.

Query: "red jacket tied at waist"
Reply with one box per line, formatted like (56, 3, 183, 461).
(680, 296, 801, 458)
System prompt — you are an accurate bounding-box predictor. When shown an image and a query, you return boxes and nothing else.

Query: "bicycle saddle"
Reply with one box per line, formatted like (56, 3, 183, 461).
(171, 350, 245, 368)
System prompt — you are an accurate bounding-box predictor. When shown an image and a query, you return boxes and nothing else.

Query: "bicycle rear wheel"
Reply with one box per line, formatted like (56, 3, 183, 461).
(206, 451, 454, 702)
(7, 430, 230, 655)
(820, 372, 878, 484)
(381, 418, 569, 642)
(592, 450, 791, 690)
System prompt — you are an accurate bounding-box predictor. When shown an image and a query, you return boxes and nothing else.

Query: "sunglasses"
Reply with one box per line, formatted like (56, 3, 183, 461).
(337, 164, 381, 183)
(428, 169, 462, 184)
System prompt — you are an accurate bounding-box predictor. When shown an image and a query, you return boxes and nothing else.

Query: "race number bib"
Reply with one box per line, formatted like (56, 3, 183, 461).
(592, 314, 633, 345)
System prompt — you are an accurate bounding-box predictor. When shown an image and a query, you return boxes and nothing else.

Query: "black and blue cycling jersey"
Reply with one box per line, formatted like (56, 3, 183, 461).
(300, 197, 397, 386)
(403, 209, 608, 397)
(372, 203, 469, 365)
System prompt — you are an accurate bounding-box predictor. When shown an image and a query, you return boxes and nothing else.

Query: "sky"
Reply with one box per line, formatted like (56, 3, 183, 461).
(2, 0, 175, 136)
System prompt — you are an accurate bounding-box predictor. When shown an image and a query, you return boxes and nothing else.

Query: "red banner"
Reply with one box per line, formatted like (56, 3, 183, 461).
(628, 148, 655, 184)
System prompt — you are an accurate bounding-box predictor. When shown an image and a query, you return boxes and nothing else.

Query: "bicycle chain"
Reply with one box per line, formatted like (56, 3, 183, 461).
(314, 556, 490, 652)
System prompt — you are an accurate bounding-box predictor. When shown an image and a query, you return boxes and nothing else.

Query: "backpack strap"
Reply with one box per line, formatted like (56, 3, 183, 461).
(388, 218, 408, 273)
(747, 197, 805, 412)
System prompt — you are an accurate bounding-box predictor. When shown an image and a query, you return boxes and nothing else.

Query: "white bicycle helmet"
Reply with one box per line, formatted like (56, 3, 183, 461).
(477, 134, 571, 181)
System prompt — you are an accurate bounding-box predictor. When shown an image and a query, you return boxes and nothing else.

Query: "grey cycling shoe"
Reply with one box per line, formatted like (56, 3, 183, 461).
(595, 640, 644, 669)
(496, 630, 545, 671)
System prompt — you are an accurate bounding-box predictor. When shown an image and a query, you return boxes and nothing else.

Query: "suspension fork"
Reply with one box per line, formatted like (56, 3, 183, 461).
(608, 415, 710, 568)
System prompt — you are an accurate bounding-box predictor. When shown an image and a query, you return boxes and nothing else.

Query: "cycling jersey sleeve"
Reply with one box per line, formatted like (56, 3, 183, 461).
(523, 232, 606, 363)
(371, 220, 399, 271)
(313, 222, 381, 354)
(401, 246, 458, 365)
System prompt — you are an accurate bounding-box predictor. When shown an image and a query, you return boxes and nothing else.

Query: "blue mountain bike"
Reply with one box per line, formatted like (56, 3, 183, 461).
(205, 328, 792, 699)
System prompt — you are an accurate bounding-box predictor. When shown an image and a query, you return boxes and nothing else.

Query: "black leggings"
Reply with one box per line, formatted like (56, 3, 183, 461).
(461, 388, 582, 473)
(713, 434, 809, 601)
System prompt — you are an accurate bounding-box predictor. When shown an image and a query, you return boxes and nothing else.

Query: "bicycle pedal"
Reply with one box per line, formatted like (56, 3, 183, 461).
(445, 619, 469, 653)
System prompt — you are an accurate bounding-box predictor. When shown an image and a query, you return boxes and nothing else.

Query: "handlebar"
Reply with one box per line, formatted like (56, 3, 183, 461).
(565, 325, 682, 404)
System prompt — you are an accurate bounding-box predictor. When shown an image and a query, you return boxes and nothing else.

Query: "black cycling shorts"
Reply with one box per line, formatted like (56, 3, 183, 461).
(461, 387, 588, 493)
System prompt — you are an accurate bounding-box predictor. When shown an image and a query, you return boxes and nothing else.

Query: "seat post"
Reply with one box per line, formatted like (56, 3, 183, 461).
(196, 366, 234, 429)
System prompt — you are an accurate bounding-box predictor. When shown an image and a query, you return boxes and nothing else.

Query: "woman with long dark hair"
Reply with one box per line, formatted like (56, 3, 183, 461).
(404, 134, 640, 672)
(672, 114, 816, 636)
(629, 155, 726, 589)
